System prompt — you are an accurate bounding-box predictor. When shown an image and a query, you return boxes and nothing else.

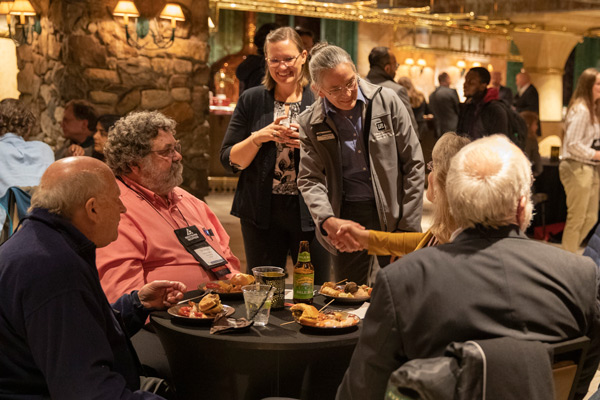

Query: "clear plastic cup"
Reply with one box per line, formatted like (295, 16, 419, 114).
(242, 284, 274, 327)
(252, 266, 285, 310)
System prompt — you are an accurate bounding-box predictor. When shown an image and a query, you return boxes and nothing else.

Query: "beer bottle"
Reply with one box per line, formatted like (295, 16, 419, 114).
(293, 240, 314, 304)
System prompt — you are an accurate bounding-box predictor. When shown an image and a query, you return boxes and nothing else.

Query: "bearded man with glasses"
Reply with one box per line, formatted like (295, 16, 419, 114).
(97, 110, 240, 304)
(297, 43, 424, 285)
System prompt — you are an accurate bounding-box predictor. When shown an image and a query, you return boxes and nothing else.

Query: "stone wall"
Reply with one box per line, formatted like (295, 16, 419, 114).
(17, 0, 211, 199)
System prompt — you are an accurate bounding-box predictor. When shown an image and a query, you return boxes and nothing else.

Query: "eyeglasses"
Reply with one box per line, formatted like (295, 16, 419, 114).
(427, 161, 434, 171)
(266, 54, 301, 67)
(322, 76, 359, 98)
(150, 141, 181, 158)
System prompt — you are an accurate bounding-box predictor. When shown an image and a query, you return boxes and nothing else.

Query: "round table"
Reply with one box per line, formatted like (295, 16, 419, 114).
(150, 287, 366, 400)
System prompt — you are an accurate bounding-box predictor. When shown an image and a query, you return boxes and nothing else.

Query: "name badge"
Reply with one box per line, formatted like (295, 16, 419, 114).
(316, 130, 335, 141)
(174, 225, 229, 277)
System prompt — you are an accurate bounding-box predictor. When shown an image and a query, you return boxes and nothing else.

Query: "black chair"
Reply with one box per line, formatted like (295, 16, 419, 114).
(550, 336, 590, 400)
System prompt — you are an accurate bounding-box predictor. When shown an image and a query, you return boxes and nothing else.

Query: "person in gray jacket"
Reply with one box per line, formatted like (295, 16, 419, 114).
(297, 43, 424, 285)
(365, 47, 418, 131)
(336, 135, 600, 400)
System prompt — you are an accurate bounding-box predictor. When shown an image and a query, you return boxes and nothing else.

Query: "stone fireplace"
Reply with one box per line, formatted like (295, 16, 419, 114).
(17, 0, 211, 198)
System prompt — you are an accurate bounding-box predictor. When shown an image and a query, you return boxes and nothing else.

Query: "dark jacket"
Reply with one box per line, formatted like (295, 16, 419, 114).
(428, 85, 460, 138)
(497, 85, 514, 106)
(220, 85, 315, 231)
(457, 87, 510, 140)
(366, 66, 418, 130)
(337, 225, 600, 400)
(0, 208, 158, 399)
(514, 84, 539, 113)
(235, 55, 266, 96)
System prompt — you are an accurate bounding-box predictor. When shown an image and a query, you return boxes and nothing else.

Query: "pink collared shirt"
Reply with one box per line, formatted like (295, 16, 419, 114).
(96, 176, 241, 303)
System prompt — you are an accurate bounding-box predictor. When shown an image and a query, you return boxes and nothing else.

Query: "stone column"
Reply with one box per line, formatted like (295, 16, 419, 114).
(16, 0, 212, 199)
(511, 31, 582, 137)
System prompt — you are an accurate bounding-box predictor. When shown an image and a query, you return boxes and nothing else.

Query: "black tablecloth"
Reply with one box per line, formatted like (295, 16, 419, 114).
(150, 288, 365, 400)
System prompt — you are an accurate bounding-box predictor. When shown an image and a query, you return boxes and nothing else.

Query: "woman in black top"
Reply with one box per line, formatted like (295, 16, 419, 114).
(220, 27, 329, 282)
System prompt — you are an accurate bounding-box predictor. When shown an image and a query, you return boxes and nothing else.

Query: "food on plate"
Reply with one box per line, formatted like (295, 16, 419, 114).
(204, 273, 256, 294)
(319, 281, 372, 298)
(230, 273, 255, 287)
(177, 294, 223, 318)
(291, 303, 319, 326)
(290, 304, 358, 328)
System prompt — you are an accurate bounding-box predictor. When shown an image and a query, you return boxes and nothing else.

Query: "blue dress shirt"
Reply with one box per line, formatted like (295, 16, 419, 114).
(323, 87, 374, 202)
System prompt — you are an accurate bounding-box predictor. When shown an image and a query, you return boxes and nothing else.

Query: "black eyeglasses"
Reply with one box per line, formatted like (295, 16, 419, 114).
(266, 54, 301, 67)
(322, 76, 359, 98)
(150, 141, 181, 158)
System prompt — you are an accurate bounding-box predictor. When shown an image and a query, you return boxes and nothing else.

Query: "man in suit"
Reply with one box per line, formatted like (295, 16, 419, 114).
(337, 135, 600, 400)
(514, 71, 539, 113)
(491, 70, 514, 106)
(514, 71, 541, 136)
(365, 46, 417, 130)
(428, 72, 460, 138)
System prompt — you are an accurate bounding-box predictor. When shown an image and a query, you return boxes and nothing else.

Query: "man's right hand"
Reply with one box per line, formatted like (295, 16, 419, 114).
(336, 224, 369, 253)
(322, 217, 365, 252)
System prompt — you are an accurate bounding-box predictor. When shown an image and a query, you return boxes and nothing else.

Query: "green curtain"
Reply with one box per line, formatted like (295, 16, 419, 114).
(320, 18, 358, 62)
(574, 37, 600, 88)
(208, 9, 244, 65)
(506, 41, 522, 94)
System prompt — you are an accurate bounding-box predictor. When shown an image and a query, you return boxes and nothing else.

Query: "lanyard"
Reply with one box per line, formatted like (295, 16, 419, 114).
(117, 176, 190, 229)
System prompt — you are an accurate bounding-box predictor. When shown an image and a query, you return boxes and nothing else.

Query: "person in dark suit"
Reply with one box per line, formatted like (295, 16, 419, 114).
(428, 72, 460, 138)
(491, 71, 514, 106)
(336, 135, 600, 400)
(365, 46, 418, 131)
(514, 72, 539, 114)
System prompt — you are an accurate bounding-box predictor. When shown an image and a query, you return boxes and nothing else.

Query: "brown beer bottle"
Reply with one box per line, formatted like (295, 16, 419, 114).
(293, 241, 314, 304)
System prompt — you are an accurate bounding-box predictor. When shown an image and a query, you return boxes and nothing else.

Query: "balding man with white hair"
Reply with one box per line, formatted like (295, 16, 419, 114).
(337, 135, 600, 400)
(0, 157, 186, 399)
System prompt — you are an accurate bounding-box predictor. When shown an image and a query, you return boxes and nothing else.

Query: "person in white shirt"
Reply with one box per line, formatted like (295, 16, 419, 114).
(559, 67, 600, 252)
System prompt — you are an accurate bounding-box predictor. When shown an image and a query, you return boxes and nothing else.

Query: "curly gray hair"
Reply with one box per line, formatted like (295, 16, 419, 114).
(104, 111, 176, 176)
(0, 98, 36, 139)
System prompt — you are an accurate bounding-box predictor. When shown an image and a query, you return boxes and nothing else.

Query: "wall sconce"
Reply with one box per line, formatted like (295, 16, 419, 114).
(0, 0, 41, 46)
(404, 58, 415, 66)
(417, 58, 426, 73)
(112, 1, 185, 50)
(471, 61, 481, 68)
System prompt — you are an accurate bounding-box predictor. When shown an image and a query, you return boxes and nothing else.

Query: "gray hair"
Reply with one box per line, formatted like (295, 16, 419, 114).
(104, 111, 176, 176)
(0, 98, 36, 139)
(309, 42, 356, 86)
(446, 135, 533, 230)
(30, 167, 108, 220)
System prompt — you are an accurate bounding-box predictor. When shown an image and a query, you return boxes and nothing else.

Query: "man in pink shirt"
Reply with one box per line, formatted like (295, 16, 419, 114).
(96, 111, 240, 303)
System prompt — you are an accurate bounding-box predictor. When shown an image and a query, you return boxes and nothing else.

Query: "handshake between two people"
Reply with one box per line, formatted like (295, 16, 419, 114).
(322, 217, 369, 253)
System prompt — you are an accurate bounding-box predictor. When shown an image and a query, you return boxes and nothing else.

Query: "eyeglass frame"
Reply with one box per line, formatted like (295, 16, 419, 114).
(265, 53, 302, 67)
(320, 75, 360, 98)
(149, 141, 181, 158)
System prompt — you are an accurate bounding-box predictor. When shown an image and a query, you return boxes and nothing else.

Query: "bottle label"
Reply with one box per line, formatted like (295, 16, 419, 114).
(293, 272, 314, 299)
(297, 251, 311, 263)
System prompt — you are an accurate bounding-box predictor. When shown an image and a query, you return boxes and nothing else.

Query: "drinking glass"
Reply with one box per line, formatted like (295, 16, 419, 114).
(242, 284, 274, 326)
(252, 266, 285, 310)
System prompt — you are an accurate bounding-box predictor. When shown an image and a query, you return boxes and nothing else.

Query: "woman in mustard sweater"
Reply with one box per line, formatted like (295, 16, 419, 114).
(337, 132, 470, 256)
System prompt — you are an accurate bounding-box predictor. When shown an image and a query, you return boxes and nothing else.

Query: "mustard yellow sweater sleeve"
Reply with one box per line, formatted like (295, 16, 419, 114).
(367, 230, 429, 256)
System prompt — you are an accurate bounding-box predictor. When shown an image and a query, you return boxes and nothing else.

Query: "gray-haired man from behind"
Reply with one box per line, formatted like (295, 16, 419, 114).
(337, 135, 600, 400)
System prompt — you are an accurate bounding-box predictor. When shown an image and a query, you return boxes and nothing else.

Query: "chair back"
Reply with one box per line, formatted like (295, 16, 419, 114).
(0, 186, 33, 244)
(550, 336, 590, 400)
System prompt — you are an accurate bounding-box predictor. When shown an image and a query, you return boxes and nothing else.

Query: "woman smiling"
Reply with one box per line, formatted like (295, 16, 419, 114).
(220, 27, 329, 282)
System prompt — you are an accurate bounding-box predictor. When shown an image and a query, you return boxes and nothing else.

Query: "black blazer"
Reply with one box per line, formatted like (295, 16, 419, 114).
(514, 84, 539, 113)
(220, 85, 316, 230)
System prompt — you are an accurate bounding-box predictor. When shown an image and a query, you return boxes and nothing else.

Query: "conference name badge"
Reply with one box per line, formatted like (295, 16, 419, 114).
(316, 130, 335, 141)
